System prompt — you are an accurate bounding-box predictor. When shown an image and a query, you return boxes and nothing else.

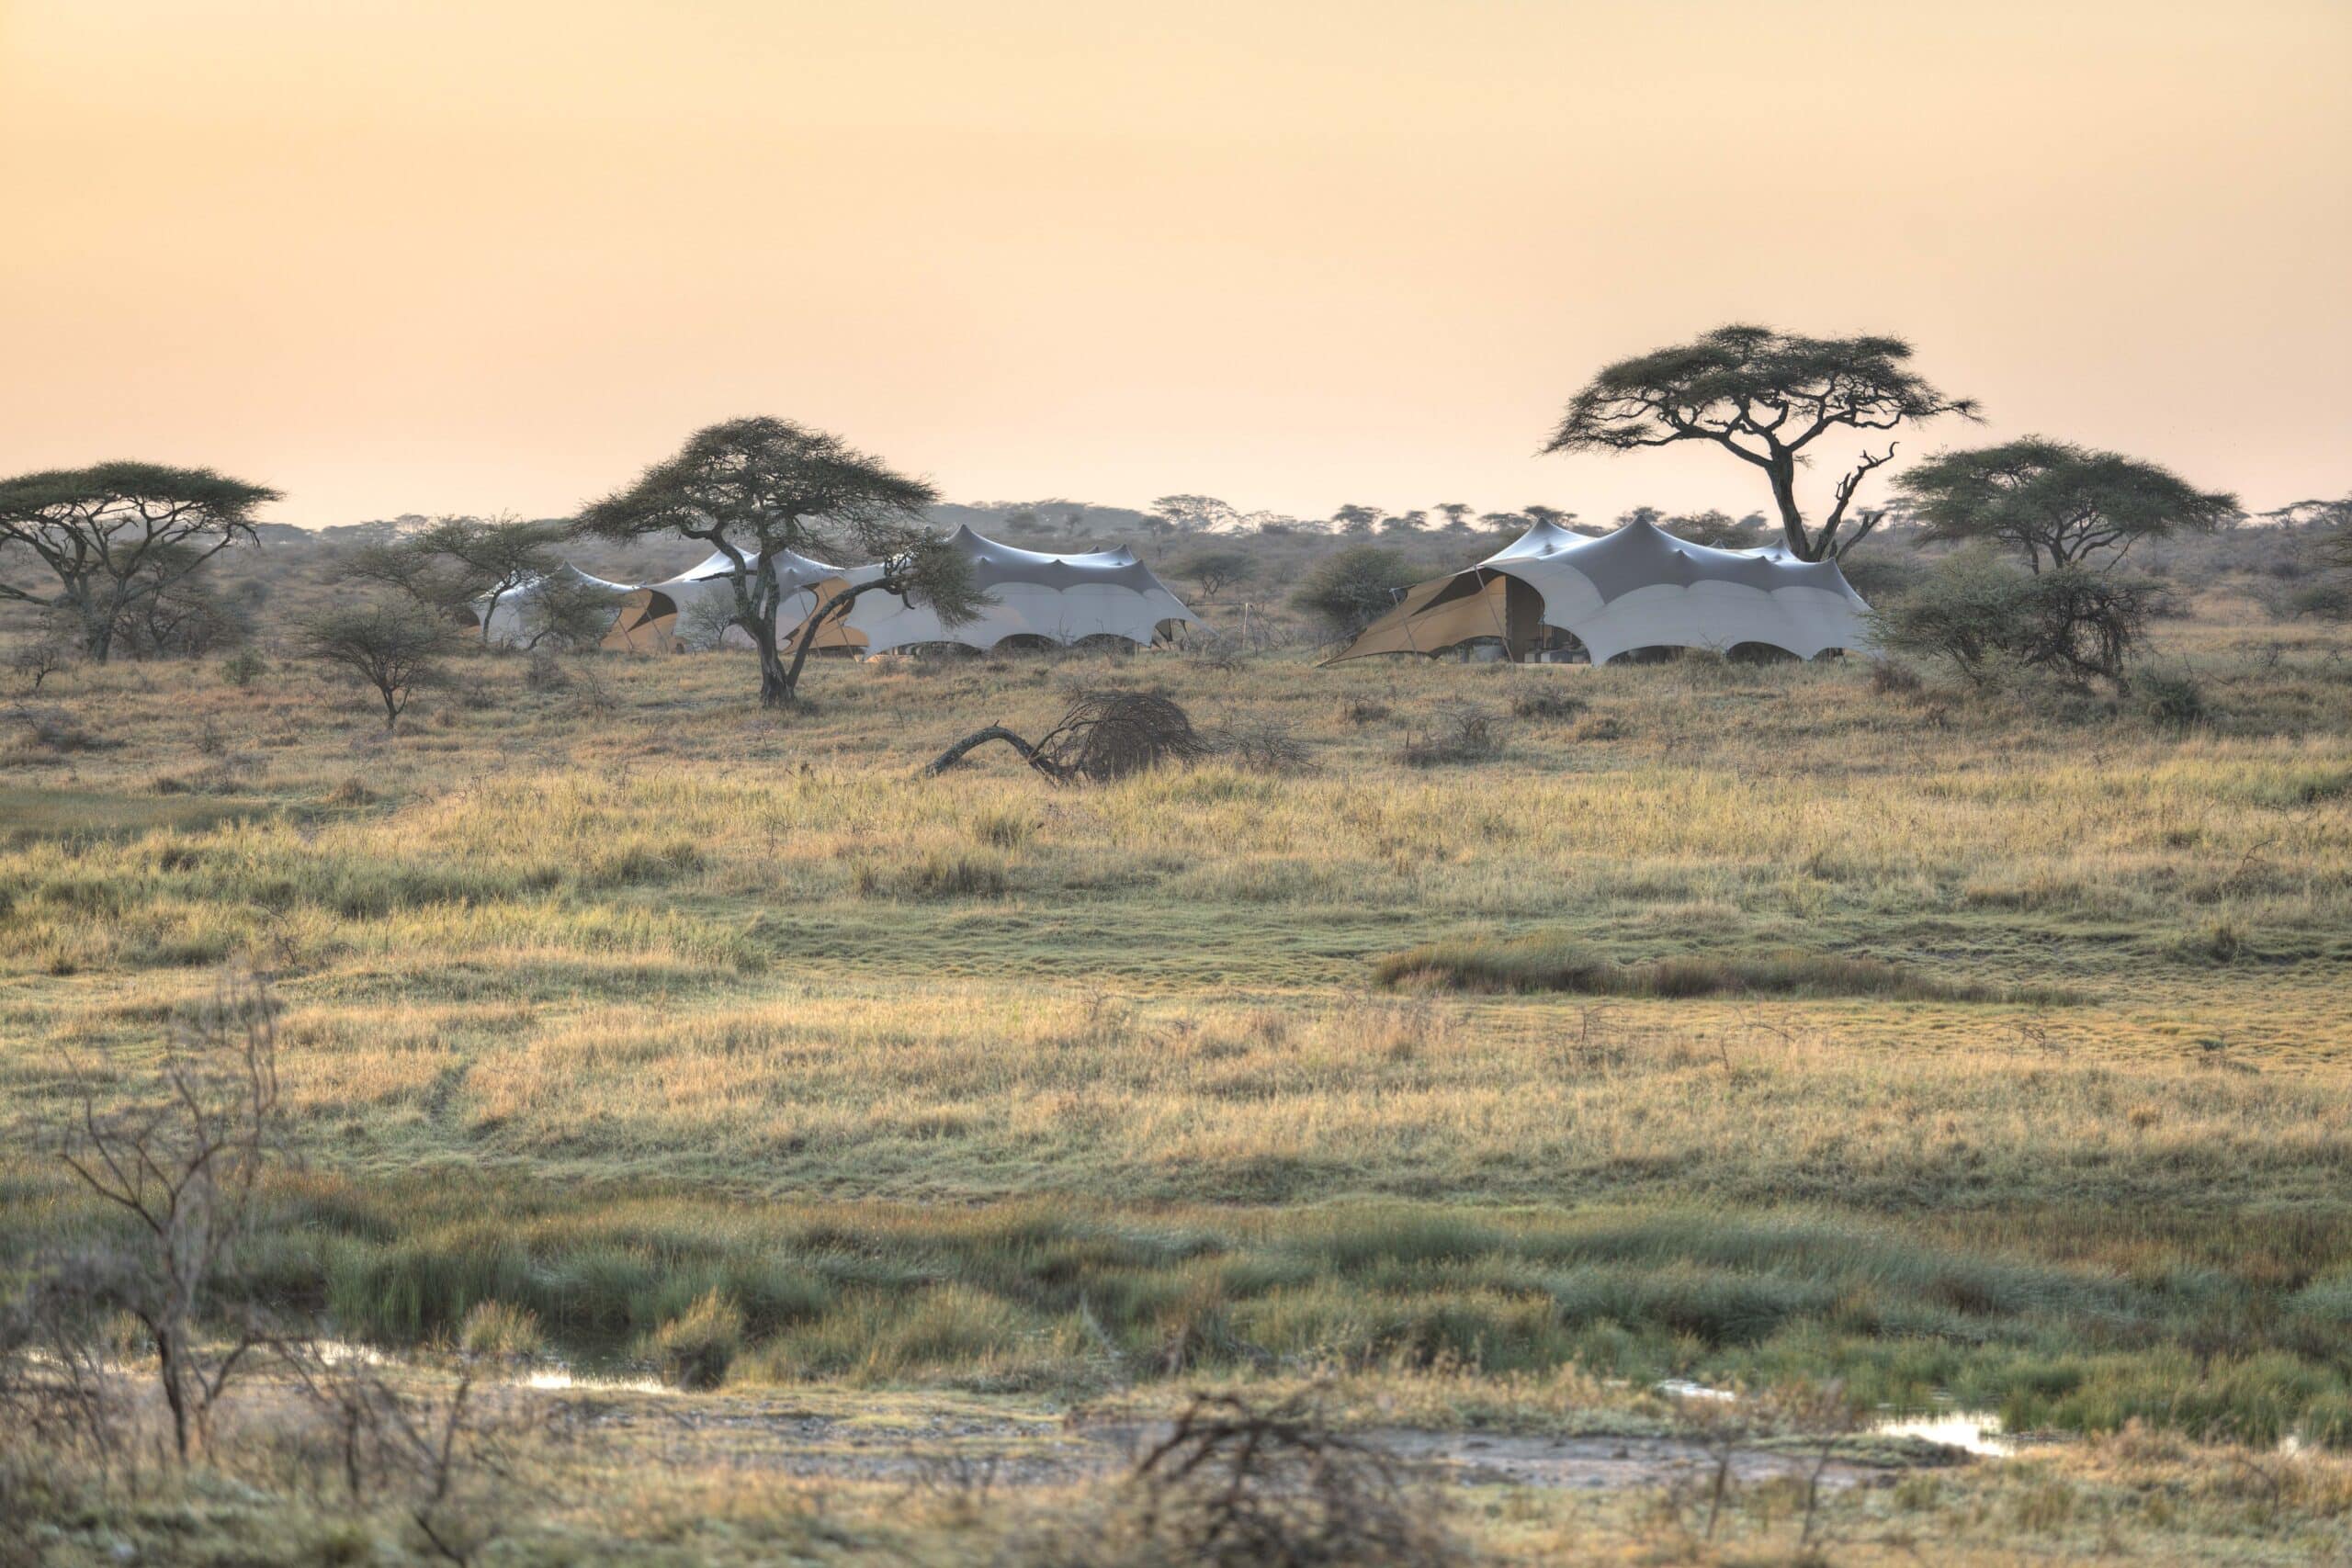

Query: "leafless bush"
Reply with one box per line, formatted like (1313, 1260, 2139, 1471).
(1399, 703, 1504, 767)
(1215, 720, 1312, 773)
(523, 648, 570, 692)
(1870, 660, 1924, 695)
(280, 1347, 517, 1565)
(51, 967, 286, 1461)
(1120, 1390, 1460, 1568)
(924, 689, 1211, 784)
(676, 593, 738, 652)
(8, 624, 77, 694)
(0, 1287, 143, 1483)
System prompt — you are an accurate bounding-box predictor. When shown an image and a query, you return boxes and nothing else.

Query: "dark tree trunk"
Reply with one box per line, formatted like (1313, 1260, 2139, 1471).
(156, 1326, 192, 1461)
(775, 583, 878, 705)
(752, 616, 790, 707)
(1767, 456, 1818, 560)
(922, 726, 1050, 777)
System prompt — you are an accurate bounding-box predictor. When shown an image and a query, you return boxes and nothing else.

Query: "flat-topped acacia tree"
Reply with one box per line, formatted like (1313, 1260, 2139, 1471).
(1895, 437, 2240, 571)
(0, 462, 280, 660)
(1543, 324, 1979, 560)
(574, 417, 979, 705)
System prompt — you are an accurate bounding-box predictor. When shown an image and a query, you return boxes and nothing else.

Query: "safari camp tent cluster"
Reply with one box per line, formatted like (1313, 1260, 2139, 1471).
(1324, 514, 1875, 666)
(480, 525, 1202, 655)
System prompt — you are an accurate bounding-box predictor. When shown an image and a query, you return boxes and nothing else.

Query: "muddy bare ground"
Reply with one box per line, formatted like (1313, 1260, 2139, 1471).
(537, 1385, 1937, 1493)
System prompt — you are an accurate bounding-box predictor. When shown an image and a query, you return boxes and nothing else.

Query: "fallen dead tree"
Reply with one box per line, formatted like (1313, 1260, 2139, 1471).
(922, 689, 1211, 784)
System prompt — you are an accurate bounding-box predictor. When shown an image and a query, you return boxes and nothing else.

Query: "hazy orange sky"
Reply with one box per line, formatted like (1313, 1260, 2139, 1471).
(3, 0, 2346, 528)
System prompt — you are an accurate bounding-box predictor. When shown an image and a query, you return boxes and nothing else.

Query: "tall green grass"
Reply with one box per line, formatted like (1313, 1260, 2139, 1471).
(17, 1173, 2342, 1442)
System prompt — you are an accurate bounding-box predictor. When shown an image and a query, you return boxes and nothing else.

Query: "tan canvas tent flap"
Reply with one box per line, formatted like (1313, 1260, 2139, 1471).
(1324, 517, 1873, 665)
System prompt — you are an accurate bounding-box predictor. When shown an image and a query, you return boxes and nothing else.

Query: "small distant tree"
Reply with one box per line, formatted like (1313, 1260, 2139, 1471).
(298, 598, 456, 727)
(0, 462, 279, 660)
(1544, 324, 1978, 559)
(1331, 503, 1381, 536)
(1663, 509, 1766, 549)
(8, 609, 78, 692)
(340, 514, 568, 640)
(514, 572, 622, 651)
(340, 533, 481, 624)
(1435, 502, 1474, 534)
(1150, 495, 1242, 535)
(1870, 550, 2163, 692)
(411, 515, 570, 641)
(575, 417, 978, 705)
(1896, 438, 2238, 571)
(1293, 546, 1421, 637)
(1171, 547, 1256, 602)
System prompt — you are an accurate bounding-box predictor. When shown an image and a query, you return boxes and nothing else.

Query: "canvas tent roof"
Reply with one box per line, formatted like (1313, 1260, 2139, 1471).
(596, 547, 882, 654)
(1326, 516, 1873, 666)
(841, 525, 1200, 652)
(473, 563, 631, 644)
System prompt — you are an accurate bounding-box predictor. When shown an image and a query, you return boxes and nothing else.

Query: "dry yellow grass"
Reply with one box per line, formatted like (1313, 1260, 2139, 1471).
(3, 592, 2350, 1560)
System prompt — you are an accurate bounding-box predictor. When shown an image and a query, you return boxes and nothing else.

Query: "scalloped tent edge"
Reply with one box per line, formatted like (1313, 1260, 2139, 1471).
(839, 525, 1202, 652)
(1322, 517, 1876, 666)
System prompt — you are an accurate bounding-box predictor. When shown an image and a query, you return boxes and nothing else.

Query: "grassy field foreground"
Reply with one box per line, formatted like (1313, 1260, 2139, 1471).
(4, 600, 2351, 1560)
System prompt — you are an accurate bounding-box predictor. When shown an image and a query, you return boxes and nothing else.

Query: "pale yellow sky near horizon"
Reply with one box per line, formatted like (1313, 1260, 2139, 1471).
(2, 0, 2346, 529)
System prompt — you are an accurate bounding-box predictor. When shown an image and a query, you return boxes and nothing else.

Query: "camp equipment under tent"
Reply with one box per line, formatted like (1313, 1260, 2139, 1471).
(838, 525, 1201, 653)
(1324, 516, 1874, 666)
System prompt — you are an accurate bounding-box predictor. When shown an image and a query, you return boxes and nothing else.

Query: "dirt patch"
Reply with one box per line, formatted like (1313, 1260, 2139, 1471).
(536, 1386, 1933, 1492)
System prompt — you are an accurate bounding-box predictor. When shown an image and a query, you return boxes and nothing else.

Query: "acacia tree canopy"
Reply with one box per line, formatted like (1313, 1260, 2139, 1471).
(1170, 547, 1256, 600)
(1292, 546, 1420, 637)
(1896, 438, 2238, 571)
(1543, 324, 1978, 561)
(0, 461, 279, 660)
(574, 417, 975, 705)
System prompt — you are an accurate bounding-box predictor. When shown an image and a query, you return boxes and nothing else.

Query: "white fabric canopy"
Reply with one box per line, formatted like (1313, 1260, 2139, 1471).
(637, 547, 880, 649)
(1329, 516, 1874, 665)
(474, 563, 631, 645)
(842, 525, 1200, 652)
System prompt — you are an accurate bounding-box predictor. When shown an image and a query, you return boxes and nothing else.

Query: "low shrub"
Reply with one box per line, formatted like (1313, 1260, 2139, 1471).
(1216, 722, 1312, 773)
(1871, 660, 1924, 696)
(1870, 552, 2165, 692)
(1399, 704, 1503, 767)
(1509, 687, 1588, 721)
(219, 648, 267, 688)
(2140, 669, 2208, 730)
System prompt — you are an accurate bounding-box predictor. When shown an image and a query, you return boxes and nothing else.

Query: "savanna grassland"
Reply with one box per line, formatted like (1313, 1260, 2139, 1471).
(4, 582, 2351, 1563)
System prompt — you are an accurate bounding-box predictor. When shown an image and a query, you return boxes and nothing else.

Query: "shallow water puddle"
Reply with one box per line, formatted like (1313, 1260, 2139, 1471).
(1873, 1409, 2015, 1457)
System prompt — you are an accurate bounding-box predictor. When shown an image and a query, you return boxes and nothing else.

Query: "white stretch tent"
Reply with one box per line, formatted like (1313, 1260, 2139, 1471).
(473, 564, 632, 646)
(841, 525, 1201, 652)
(601, 547, 880, 653)
(1327, 516, 1874, 665)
